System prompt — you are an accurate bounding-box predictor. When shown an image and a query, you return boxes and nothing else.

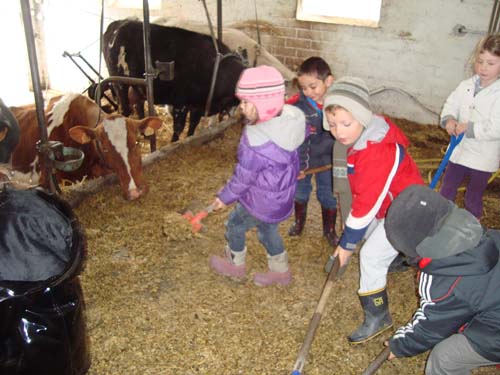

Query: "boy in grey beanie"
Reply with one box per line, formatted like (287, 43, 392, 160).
(322, 76, 424, 343)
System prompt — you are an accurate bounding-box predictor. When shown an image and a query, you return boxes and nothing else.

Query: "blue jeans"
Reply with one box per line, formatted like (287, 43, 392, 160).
(295, 169, 337, 208)
(225, 203, 285, 256)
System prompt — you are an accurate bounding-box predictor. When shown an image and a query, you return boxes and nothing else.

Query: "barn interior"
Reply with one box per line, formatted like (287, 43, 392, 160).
(1, 0, 500, 374)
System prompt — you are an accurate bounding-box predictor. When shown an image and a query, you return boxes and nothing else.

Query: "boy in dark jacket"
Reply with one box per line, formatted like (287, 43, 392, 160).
(384, 184, 500, 375)
(286, 57, 338, 246)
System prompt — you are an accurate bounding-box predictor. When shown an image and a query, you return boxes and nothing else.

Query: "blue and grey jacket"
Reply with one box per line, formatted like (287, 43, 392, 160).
(287, 92, 334, 171)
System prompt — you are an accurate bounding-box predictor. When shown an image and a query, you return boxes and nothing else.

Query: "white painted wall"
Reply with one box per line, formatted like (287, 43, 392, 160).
(2, 0, 494, 125)
(159, 0, 494, 124)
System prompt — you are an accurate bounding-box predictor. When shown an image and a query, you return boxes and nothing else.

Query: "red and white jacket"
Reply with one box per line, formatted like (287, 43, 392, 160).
(339, 115, 424, 250)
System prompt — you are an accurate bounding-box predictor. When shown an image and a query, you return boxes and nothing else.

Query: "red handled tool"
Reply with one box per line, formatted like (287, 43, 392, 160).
(181, 203, 215, 233)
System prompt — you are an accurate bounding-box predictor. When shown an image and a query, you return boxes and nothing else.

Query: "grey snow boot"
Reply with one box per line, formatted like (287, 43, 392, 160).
(348, 288, 393, 344)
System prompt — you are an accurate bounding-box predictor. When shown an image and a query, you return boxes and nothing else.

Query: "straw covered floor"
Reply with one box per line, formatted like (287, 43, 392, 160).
(70, 116, 499, 375)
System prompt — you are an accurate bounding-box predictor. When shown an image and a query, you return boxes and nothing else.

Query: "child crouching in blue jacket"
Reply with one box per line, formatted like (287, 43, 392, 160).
(209, 65, 306, 286)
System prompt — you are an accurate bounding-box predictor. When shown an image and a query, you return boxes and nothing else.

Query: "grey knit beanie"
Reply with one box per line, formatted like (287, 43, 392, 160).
(322, 76, 372, 130)
(385, 184, 484, 261)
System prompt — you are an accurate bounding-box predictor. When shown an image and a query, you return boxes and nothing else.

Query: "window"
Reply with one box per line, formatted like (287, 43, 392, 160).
(296, 0, 382, 28)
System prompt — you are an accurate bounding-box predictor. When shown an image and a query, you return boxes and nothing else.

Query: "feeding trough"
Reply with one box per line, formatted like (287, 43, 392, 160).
(40, 140, 85, 172)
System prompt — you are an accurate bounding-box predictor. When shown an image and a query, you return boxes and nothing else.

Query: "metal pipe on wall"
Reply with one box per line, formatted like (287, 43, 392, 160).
(488, 0, 500, 33)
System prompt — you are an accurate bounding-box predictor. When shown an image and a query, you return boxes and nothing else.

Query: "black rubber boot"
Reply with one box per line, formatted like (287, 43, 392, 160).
(321, 206, 339, 247)
(388, 253, 410, 273)
(348, 288, 393, 344)
(288, 200, 308, 236)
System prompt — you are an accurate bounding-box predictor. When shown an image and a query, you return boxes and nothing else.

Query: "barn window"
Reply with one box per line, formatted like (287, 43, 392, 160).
(296, 0, 382, 28)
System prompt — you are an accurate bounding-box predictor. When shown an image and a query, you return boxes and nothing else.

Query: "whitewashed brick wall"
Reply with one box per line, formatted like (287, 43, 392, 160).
(158, 0, 494, 125)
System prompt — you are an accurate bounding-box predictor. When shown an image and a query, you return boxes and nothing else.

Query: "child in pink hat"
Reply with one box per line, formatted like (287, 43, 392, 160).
(209, 65, 306, 286)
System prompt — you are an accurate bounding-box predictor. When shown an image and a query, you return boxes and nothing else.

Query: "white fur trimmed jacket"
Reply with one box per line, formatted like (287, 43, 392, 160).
(440, 75, 500, 172)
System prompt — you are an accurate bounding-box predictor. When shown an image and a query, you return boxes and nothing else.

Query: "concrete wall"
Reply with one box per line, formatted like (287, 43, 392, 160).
(157, 0, 494, 125)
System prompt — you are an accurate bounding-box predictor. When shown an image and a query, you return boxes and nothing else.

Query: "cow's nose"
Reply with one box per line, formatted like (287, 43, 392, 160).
(127, 189, 140, 201)
(127, 184, 149, 200)
(127, 187, 143, 200)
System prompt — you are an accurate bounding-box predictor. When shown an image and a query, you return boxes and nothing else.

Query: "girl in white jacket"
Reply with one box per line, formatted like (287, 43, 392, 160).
(440, 33, 500, 219)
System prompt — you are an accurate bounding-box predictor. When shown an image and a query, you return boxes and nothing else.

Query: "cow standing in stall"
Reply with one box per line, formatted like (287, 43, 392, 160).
(102, 19, 245, 142)
(152, 17, 297, 82)
(9, 93, 162, 200)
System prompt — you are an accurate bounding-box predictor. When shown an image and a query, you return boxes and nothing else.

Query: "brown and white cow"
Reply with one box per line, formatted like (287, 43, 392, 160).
(9, 93, 162, 200)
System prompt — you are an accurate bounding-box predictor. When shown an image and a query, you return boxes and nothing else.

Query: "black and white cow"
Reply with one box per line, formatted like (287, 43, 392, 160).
(0, 98, 20, 163)
(103, 19, 245, 142)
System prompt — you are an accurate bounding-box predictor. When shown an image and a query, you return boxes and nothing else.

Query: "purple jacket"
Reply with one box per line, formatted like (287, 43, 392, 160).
(218, 105, 306, 223)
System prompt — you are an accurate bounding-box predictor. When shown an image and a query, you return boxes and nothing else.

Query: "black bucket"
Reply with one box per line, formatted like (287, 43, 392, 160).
(0, 188, 90, 375)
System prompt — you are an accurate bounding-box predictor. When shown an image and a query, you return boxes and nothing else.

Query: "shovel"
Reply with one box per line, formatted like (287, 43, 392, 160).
(429, 133, 463, 189)
(361, 346, 391, 375)
(298, 164, 332, 180)
(290, 256, 349, 375)
(181, 203, 215, 233)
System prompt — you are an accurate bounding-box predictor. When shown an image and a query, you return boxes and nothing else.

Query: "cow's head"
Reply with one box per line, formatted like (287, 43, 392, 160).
(68, 115, 162, 200)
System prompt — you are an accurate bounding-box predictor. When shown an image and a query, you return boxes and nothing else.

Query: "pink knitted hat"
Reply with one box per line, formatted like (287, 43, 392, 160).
(235, 65, 285, 123)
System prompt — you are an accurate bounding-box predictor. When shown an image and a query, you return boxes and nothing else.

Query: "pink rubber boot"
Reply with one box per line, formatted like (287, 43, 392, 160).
(209, 245, 246, 279)
(253, 252, 292, 286)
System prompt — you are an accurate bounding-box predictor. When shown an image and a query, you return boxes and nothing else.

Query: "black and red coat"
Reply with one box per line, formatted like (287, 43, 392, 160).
(389, 228, 500, 363)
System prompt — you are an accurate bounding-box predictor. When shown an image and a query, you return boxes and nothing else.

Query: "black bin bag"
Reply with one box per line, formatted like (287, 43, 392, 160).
(0, 188, 90, 375)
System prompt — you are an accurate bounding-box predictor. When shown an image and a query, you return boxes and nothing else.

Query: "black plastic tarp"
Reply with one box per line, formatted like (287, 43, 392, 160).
(0, 189, 74, 281)
(0, 188, 90, 375)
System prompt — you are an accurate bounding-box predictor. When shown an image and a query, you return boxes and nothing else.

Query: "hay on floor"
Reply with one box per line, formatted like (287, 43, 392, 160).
(71, 116, 499, 375)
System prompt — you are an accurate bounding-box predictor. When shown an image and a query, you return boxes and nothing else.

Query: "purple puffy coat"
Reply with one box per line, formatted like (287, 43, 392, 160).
(218, 105, 306, 223)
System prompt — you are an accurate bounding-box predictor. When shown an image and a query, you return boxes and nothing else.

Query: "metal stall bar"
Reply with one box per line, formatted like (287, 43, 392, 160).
(62, 51, 119, 111)
(20, 0, 58, 194)
(142, 0, 157, 151)
(217, 0, 222, 43)
(201, 0, 223, 117)
(95, 0, 162, 152)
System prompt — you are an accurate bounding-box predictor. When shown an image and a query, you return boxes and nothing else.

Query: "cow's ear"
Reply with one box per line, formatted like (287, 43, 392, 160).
(136, 117, 163, 136)
(69, 126, 96, 144)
